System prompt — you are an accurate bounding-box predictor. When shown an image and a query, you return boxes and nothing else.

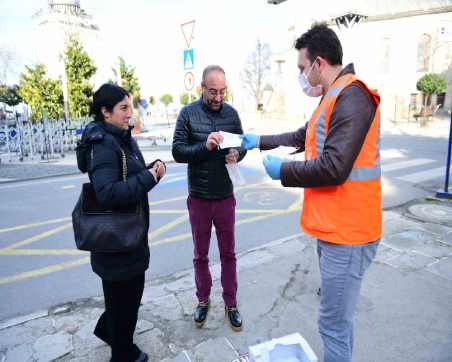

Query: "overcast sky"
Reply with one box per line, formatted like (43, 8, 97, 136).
(3, 0, 425, 99)
(1, 1, 316, 99)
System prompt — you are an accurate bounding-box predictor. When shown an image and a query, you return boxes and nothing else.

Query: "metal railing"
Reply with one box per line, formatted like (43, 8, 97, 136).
(0, 118, 90, 163)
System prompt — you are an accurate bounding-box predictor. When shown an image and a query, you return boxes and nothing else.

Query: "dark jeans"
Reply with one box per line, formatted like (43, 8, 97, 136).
(187, 195, 237, 307)
(94, 273, 145, 362)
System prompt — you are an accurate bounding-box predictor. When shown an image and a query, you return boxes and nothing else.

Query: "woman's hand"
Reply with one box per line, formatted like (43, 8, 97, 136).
(225, 148, 239, 164)
(153, 160, 166, 181)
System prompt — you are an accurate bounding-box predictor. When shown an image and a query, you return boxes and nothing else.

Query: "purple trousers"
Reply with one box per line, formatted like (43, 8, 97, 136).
(187, 195, 237, 307)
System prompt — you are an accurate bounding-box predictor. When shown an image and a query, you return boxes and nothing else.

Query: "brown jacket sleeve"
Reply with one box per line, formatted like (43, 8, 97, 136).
(259, 124, 308, 151)
(279, 83, 376, 188)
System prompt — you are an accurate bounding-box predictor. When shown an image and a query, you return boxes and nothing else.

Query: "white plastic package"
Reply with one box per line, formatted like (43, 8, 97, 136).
(248, 333, 318, 362)
(226, 163, 245, 186)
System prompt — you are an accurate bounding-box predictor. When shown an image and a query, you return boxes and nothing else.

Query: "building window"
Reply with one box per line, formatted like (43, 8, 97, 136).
(417, 33, 431, 72)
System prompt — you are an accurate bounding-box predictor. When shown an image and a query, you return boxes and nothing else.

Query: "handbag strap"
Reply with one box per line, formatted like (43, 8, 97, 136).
(120, 148, 127, 181)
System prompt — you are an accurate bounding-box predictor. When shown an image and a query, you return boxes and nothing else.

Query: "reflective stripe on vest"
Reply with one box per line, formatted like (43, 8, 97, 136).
(314, 79, 380, 182)
(348, 159, 381, 180)
(315, 109, 326, 154)
(315, 78, 347, 155)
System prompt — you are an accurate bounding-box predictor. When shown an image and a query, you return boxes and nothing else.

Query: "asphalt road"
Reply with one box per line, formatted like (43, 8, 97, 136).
(0, 131, 450, 321)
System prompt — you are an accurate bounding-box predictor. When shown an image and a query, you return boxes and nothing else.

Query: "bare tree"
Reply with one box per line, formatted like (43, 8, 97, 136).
(0, 47, 15, 85)
(241, 39, 272, 110)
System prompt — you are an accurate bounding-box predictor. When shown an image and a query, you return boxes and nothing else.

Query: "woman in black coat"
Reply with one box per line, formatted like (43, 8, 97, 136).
(76, 84, 165, 362)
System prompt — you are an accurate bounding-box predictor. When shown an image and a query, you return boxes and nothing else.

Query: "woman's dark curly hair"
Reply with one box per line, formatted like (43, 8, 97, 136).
(294, 22, 343, 66)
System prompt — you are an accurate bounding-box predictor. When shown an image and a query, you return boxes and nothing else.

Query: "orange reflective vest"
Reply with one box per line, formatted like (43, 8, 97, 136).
(301, 73, 382, 244)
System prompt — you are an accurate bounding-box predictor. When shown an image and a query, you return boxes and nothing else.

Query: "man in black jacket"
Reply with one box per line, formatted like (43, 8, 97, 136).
(172, 65, 246, 331)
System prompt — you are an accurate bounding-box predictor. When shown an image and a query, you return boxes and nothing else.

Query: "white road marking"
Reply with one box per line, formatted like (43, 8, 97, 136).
(382, 158, 436, 172)
(397, 167, 451, 183)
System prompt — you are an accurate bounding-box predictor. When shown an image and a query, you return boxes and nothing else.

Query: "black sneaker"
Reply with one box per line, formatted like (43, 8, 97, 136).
(109, 345, 148, 362)
(193, 300, 210, 328)
(225, 306, 242, 332)
(133, 351, 148, 362)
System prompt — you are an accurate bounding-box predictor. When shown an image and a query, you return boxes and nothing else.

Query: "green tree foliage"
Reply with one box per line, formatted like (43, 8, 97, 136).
(64, 35, 97, 118)
(416, 73, 447, 97)
(180, 92, 198, 105)
(223, 88, 231, 102)
(149, 95, 156, 105)
(415, 73, 446, 125)
(113, 57, 141, 107)
(160, 94, 173, 126)
(180, 92, 190, 105)
(18, 64, 63, 121)
(0, 84, 22, 106)
(159, 94, 173, 107)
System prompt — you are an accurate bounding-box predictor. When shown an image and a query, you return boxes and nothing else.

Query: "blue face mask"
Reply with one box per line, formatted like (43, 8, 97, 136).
(298, 59, 323, 97)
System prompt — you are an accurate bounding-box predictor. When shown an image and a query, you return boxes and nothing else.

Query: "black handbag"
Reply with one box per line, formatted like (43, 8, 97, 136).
(72, 148, 147, 252)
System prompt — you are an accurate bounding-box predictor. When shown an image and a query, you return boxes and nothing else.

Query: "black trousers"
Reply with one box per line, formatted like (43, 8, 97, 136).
(94, 273, 145, 362)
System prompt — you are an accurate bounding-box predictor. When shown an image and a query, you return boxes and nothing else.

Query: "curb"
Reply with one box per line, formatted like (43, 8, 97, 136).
(0, 233, 303, 331)
(0, 310, 49, 331)
(0, 160, 177, 185)
(0, 171, 82, 185)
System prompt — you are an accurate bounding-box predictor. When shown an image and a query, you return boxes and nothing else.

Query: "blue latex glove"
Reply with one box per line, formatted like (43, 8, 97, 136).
(240, 133, 259, 150)
(262, 155, 283, 180)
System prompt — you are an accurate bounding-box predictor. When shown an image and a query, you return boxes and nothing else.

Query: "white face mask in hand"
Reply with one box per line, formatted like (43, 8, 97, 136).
(298, 58, 323, 98)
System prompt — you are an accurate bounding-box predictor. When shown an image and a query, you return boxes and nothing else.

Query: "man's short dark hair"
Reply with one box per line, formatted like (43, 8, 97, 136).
(294, 22, 343, 66)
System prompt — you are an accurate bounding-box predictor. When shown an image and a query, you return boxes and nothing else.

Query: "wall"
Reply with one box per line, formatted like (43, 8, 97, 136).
(255, 10, 452, 125)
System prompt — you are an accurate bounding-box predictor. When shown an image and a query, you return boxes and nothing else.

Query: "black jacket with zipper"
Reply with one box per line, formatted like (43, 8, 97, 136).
(76, 120, 157, 282)
(172, 99, 247, 199)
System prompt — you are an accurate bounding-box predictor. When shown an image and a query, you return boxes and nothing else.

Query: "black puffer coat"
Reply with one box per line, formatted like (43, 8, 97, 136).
(172, 99, 246, 199)
(76, 120, 157, 281)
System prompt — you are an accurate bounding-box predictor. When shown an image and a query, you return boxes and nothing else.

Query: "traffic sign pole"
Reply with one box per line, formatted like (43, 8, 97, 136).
(436, 111, 452, 199)
(181, 20, 196, 103)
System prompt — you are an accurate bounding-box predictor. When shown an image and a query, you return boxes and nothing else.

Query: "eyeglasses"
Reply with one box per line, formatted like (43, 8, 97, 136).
(206, 88, 227, 97)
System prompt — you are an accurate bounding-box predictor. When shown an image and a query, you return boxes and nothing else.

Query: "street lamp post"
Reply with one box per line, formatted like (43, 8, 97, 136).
(61, 60, 69, 121)
(116, 56, 122, 86)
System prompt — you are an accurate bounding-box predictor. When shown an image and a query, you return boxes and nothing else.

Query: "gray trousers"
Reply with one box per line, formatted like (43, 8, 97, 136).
(317, 239, 380, 362)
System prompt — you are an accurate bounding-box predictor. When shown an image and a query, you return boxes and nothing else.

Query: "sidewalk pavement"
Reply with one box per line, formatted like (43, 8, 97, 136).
(1, 197, 451, 362)
(381, 116, 451, 139)
(0, 145, 174, 183)
(244, 114, 451, 139)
